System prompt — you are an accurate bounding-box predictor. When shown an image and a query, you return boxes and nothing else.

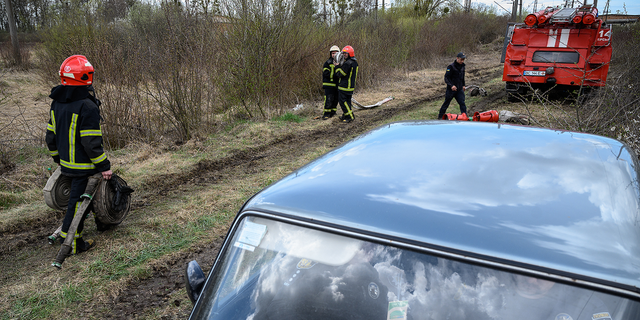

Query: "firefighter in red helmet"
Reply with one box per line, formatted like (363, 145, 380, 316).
(45, 55, 112, 254)
(335, 45, 358, 123)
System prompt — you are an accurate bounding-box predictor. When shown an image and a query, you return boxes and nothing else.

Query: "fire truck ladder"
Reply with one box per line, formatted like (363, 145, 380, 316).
(549, 7, 578, 23)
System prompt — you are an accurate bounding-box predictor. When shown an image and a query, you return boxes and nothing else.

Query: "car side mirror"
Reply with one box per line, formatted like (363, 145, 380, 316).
(185, 260, 206, 304)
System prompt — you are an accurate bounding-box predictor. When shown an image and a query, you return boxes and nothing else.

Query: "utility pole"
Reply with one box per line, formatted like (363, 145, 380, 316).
(3, 0, 21, 65)
(519, 0, 522, 20)
(511, 0, 519, 21)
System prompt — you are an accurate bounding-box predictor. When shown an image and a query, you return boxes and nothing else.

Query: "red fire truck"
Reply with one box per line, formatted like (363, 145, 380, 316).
(502, 5, 612, 101)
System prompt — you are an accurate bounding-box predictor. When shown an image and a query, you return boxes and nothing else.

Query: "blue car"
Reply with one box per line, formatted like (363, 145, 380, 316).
(185, 121, 640, 320)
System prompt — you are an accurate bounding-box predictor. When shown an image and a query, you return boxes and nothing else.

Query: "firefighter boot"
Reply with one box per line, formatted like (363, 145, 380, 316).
(76, 239, 96, 254)
(322, 112, 336, 120)
(339, 115, 354, 123)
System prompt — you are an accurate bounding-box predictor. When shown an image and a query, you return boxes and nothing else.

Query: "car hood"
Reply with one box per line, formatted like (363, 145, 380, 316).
(245, 121, 640, 291)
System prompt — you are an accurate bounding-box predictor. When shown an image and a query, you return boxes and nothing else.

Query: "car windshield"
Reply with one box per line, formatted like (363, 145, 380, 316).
(532, 51, 580, 64)
(191, 216, 640, 320)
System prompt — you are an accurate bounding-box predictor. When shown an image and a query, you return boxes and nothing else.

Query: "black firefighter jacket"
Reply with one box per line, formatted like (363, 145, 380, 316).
(46, 85, 111, 176)
(337, 57, 358, 93)
(322, 57, 340, 89)
(444, 60, 465, 91)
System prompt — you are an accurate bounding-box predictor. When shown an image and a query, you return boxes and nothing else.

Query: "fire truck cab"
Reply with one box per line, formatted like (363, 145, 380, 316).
(502, 5, 612, 101)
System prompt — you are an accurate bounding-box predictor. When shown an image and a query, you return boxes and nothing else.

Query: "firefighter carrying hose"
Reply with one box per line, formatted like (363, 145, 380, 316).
(321, 45, 341, 120)
(336, 45, 358, 123)
(45, 55, 112, 255)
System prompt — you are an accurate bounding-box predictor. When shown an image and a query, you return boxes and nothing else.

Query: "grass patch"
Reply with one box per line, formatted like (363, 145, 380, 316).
(273, 112, 305, 123)
(0, 200, 51, 233)
(0, 191, 22, 209)
(6, 280, 95, 320)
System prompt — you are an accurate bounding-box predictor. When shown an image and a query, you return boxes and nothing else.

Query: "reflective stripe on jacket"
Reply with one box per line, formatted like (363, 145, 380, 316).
(337, 57, 358, 92)
(322, 58, 340, 89)
(45, 85, 110, 176)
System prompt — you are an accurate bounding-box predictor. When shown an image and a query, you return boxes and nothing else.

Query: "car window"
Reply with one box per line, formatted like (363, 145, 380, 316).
(532, 51, 580, 64)
(191, 216, 640, 320)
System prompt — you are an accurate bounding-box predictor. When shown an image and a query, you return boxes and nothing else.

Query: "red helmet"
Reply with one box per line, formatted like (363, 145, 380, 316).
(59, 55, 94, 86)
(342, 45, 355, 58)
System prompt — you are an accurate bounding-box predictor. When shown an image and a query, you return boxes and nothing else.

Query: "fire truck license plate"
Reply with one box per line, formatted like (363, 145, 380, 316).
(524, 71, 545, 76)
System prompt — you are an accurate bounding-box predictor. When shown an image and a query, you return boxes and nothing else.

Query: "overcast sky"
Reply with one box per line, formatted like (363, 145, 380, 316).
(477, 0, 639, 15)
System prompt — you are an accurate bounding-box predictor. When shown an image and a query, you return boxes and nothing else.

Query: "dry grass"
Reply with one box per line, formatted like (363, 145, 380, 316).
(0, 71, 50, 136)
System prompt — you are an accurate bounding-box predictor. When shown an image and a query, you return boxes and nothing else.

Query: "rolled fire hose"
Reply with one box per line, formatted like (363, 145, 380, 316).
(43, 168, 133, 226)
(43, 167, 72, 211)
(93, 174, 133, 225)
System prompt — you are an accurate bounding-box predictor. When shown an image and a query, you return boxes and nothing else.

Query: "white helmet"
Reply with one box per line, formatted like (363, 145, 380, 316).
(330, 45, 340, 53)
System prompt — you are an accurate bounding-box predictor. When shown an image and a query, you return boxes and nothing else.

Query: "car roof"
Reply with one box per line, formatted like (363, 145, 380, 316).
(243, 121, 640, 292)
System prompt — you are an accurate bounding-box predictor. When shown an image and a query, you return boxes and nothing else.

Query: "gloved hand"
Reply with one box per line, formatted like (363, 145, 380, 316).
(109, 174, 134, 212)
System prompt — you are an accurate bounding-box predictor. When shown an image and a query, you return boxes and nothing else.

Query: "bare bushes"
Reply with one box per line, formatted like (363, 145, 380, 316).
(0, 41, 32, 69)
(37, 2, 329, 144)
(35, 1, 511, 146)
(339, 16, 407, 88)
(216, 0, 323, 120)
(582, 23, 640, 152)
(38, 2, 222, 145)
(132, 4, 219, 143)
(0, 102, 45, 179)
(408, 11, 508, 70)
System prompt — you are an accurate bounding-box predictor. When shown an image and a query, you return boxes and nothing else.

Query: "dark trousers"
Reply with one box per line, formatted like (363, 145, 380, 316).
(338, 90, 355, 120)
(323, 87, 339, 116)
(61, 175, 90, 254)
(438, 88, 467, 120)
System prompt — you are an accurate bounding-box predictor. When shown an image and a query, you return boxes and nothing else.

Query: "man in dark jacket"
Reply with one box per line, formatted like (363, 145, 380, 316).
(46, 55, 112, 254)
(336, 45, 358, 123)
(321, 45, 341, 120)
(437, 52, 467, 120)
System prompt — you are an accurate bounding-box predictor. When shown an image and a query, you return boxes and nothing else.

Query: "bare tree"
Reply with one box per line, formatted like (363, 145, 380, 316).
(3, 0, 20, 65)
(414, 0, 446, 18)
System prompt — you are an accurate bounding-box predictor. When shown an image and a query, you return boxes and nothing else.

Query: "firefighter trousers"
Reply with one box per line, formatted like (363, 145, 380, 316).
(338, 90, 355, 120)
(61, 175, 91, 254)
(438, 88, 467, 120)
(323, 87, 339, 116)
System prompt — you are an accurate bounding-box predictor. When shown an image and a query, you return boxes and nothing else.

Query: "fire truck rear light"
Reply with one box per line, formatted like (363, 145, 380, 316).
(546, 67, 554, 75)
(510, 60, 523, 65)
